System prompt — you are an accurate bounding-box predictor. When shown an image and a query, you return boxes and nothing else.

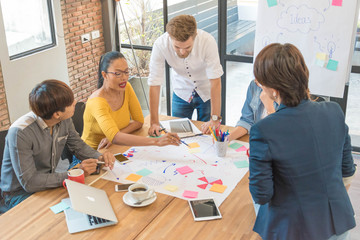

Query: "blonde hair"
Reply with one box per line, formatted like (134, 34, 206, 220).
(166, 15, 197, 42)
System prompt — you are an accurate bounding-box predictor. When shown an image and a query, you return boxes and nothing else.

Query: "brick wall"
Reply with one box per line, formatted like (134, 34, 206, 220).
(61, 0, 105, 102)
(0, 64, 10, 130)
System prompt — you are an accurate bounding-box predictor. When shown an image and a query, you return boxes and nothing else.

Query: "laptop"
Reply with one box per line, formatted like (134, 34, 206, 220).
(62, 179, 118, 233)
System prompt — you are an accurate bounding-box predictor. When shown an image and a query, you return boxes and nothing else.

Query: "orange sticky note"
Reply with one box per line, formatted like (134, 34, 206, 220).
(188, 142, 200, 148)
(125, 173, 142, 182)
(209, 183, 227, 193)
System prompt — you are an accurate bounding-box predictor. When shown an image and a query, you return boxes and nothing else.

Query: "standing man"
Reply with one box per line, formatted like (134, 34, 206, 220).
(147, 15, 223, 136)
(0, 80, 115, 213)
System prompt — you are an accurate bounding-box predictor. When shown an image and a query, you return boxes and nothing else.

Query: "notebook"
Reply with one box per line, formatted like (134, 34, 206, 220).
(161, 118, 203, 138)
(62, 179, 118, 233)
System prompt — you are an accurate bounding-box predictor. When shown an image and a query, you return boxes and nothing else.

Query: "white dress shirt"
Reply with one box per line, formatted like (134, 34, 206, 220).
(148, 29, 224, 103)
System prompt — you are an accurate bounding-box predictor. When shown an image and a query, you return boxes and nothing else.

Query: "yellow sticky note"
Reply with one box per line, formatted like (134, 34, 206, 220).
(316, 52, 327, 61)
(209, 184, 227, 193)
(188, 142, 200, 148)
(188, 148, 201, 154)
(125, 173, 142, 182)
(164, 184, 178, 192)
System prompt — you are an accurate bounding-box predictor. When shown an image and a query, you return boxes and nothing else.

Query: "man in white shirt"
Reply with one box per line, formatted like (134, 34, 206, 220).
(147, 15, 224, 136)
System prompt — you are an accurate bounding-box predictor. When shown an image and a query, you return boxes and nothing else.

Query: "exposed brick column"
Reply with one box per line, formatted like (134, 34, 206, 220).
(61, 0, 105, 102)
(0, 64, 10, 130)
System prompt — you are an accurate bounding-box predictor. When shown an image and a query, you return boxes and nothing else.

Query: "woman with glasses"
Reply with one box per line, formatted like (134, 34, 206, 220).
(249, 43, 356, 240)
(81, 51, 180, 150)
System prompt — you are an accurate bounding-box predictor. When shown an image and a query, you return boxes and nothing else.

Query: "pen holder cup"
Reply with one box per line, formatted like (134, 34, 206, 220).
(214, 141, 228, 157)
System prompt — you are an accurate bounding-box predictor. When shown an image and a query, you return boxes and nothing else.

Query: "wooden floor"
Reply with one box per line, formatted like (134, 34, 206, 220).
(349, 153, 360, 240)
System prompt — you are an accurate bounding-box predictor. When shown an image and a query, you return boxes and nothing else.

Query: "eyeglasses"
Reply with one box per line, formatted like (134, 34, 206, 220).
(106, 70, 129, 78)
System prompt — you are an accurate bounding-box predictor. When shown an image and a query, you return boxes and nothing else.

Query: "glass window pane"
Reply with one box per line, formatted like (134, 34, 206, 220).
(168, 0, 218, 42)
(351, 10, 360, 66)
(120, 48, 168, 117)
(227, 0, 257, 56)
(225, 61, 254, 126)
(0, 0, 55, 58)
(117, 0, 164, 47)
(346, 73, 360, 148)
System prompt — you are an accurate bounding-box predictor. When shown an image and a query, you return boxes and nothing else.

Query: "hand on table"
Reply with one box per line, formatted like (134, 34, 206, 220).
(201, 120, 220, 134)
(97, 137, 112, 150)
(98, 152, 115, 170)
(155, 132, 181, 146)
(79, 159, 98, 176)
(148, 123, 161, 137)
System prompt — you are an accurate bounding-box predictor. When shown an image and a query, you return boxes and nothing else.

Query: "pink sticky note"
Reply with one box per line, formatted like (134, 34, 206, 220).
(183, 190, 198, 198)
(236, 146, 248, 152)
(176, 166, 193, 175)
(332, 0, 342, 6)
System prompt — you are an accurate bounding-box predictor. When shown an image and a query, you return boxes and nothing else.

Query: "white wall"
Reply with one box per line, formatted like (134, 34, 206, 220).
(0, 0, 68, 123)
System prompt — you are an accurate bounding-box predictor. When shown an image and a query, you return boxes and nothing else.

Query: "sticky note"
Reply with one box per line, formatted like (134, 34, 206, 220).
(136, 168, 152, 176)
(188, 142, 200, 148)
(209, 184, 227, 193)
(315, 59, 326, 68)
(183, 190, 198, 198)
(50, 202, 69, 214)
(229, 142, 243, 150)
(164, 184, 178, 192)
(234, 160, 249, 168)
(267, 0, 277, 7)
(332, 0, 342, 6)
(125, 173, 142, 182)
(316, 52, 327, 61)
(236, 146, 248, 152)
(176, 166, 193, 175)
(188, 148, 201, 154)
(326, 59, 338, 71)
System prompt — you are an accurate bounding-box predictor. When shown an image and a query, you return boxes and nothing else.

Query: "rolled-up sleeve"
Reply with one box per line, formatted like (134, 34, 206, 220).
(249, 124, 274, 205)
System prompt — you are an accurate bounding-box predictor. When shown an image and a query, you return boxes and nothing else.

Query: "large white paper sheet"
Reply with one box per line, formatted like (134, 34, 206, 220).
(102, 135, 249, 206)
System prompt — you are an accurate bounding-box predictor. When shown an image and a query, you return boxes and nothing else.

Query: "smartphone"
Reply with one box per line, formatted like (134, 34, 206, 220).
(188, 198, 222, 221)
(115, 183, 134, 192)
(114, 153, 129, 163)
(90, 164, 100, 175)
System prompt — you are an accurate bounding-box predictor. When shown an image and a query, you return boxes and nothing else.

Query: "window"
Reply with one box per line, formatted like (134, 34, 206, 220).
(0, 0, 56, 60)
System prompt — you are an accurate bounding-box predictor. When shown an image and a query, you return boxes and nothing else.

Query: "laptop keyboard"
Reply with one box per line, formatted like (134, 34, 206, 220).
(87, 215, 110, 226)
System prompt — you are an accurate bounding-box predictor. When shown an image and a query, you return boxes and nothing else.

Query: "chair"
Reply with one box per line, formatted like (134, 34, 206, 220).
(61, 102, 86, 162)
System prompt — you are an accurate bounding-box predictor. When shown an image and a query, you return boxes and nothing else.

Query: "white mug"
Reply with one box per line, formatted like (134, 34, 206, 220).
(128, 183, 154, 202)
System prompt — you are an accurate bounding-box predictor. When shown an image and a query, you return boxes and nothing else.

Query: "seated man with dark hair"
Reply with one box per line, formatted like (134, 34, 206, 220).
(0, 79, 115, 213)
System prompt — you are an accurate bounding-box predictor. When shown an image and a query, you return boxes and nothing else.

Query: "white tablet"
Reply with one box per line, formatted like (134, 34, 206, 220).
(188, 198, 222, 221)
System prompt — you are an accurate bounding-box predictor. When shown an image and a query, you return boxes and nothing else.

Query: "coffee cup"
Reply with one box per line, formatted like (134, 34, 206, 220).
(63, 168, 85, 188)
(128, 183, 154, 202)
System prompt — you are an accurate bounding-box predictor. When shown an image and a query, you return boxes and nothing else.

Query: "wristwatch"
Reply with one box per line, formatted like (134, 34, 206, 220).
(211, 115, 222, 121)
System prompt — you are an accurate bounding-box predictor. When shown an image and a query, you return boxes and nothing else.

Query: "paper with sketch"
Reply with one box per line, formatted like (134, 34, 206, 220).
(160, 118, 202, 138)
(102, 135, 249, 206)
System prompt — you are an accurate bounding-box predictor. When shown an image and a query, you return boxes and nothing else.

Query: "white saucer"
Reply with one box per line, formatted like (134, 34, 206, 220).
(123, 192, 157, 207)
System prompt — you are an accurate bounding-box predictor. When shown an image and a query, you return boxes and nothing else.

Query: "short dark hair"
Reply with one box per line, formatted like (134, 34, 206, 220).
(29, 79, 74, 120)
(253, 43, 310, 107)
(166, 15, 197, 42)
(98, 51, 126, 88)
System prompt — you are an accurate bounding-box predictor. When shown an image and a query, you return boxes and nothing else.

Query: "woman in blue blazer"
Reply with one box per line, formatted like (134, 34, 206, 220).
(249, 43, 356, 240)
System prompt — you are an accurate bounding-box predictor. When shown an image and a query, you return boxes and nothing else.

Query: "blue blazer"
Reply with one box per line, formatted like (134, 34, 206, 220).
(249, 100, 356, 240)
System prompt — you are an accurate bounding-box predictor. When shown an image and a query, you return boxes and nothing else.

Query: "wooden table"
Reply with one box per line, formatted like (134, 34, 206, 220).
(0, 116, 260, 240)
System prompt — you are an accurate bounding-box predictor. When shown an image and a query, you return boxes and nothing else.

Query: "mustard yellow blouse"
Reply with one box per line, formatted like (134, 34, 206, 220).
(81, 83, 144, 149)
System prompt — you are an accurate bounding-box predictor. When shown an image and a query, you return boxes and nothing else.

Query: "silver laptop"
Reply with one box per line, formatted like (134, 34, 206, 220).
(62, 179, 118, 233)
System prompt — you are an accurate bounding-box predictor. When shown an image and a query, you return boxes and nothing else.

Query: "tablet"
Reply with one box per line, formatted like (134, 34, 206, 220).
(188, 198, 222, 221)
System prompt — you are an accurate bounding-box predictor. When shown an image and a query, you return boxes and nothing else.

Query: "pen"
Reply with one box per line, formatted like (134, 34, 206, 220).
(180, 140, 190, 147)
(97, 161, 105, 165)
(159, 128, 167, 133)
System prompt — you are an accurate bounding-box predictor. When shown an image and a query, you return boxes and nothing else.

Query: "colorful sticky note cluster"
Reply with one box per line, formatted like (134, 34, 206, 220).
(315, 52, 339, 72)
(136, 168, 152, 176)
(164, 184, 178, 192)
(188, 142, 200, 148)
(267, 0, 277, 7)
(183, 190, 198, 198)
(176, 166, 193, 175)
(125, 173, 142, 182)
(209, 184, 227, 193)
(50, 202, 69, 214)
(236, 146, 248, 152)
(332, 0, 342, 7)
(234, 160, 249, 168)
